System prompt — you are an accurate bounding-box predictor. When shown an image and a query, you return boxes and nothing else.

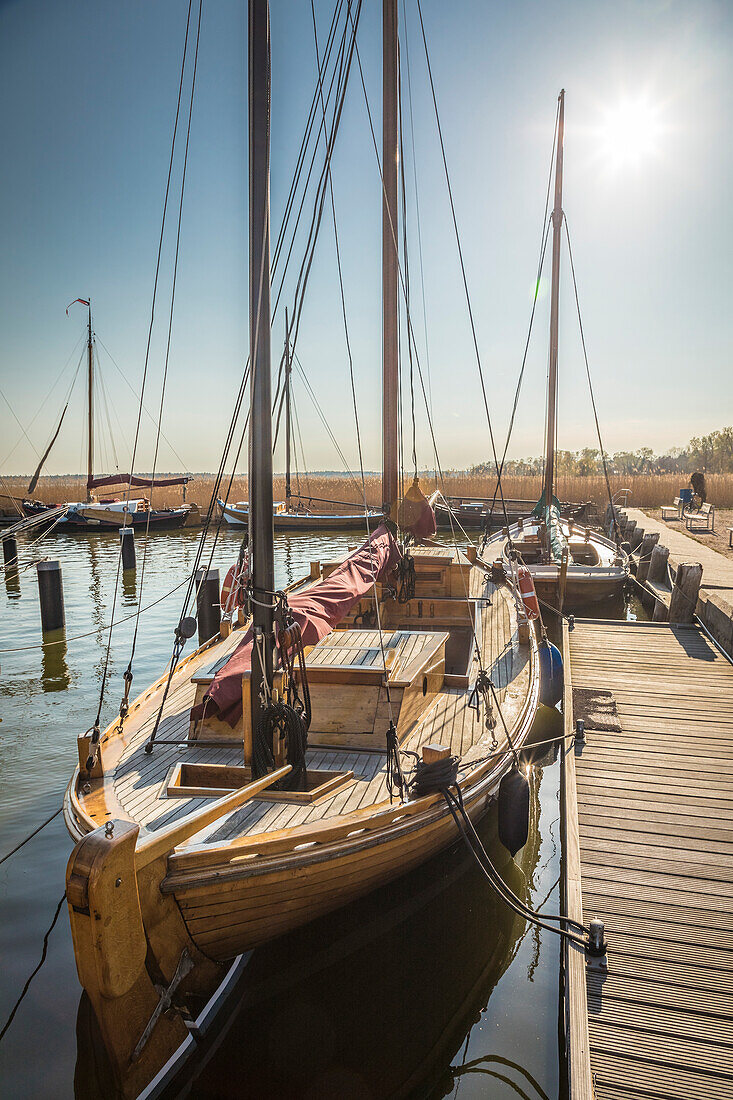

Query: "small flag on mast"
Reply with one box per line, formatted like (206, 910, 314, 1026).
(66, 298, 90, 315)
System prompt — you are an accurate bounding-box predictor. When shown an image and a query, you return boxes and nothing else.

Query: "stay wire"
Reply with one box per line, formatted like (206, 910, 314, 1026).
(128, 0, 203, 675)
(312, 2, 395, 727)
(564, 217, 620, 545)
(350, 19, 447, 495)
(401, 0, 433, 419)
(414, 0, 512, 535)
(95, 336, 189, 472)
(91, 0, 199, 737)
(398, 65, 418, 479)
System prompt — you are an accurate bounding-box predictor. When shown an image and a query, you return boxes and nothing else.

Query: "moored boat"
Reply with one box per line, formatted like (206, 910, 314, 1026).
(62, 5, 544, 1096)
(219, 496, 382, 530)
(492, 91, 629, 611)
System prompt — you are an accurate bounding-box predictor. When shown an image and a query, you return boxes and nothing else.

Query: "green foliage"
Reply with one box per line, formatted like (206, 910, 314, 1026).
(470, 428, 733, 477)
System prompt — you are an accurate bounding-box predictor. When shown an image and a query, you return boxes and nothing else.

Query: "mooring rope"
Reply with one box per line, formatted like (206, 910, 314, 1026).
(0, 807, 62, 867)
(0, 892, 67, 1043)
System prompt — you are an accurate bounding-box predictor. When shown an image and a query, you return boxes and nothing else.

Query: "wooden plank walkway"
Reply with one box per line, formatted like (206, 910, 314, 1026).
(563, 618, 733, 1100)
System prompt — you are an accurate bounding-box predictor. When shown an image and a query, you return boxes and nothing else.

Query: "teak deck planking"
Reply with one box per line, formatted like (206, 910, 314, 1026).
(563, 618, 733, 1100)
(106, 562, 520, 843)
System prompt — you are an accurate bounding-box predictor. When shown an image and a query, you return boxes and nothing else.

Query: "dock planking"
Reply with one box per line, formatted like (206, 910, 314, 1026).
(563, 618, 733, 1100)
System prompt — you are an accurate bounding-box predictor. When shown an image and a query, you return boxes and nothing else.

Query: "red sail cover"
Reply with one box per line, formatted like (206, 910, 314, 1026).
(192, 523, 402, 729)
(87, 474, 190, 490)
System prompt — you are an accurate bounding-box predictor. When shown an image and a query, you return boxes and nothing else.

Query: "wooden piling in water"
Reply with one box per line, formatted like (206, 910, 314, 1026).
(3, 534, 18, 573)
(36, 560, 65, 632)
(120, 526, 136, 571)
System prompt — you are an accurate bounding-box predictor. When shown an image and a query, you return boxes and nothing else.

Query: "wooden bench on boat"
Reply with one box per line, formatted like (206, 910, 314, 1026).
(304, 628, 448, 750)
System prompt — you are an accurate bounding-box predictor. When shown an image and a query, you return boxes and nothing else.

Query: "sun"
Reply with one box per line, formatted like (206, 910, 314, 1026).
(596, 96, 664, 171)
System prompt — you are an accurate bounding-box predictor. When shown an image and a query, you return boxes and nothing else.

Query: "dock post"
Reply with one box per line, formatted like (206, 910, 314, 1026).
(195, 568, 221, 645)
(669, 562, 703, 624)
(119, 526, 136, 571)
(629, 525, 644, 551)
(636, 532, 659, 584)
(624, 520, 637, 546)
(648, 544, 669, 584)
(36, 560, 65, 632)
(3, 534, 18, 573)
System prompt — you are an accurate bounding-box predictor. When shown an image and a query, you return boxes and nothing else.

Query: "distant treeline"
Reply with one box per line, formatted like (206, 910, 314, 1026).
(471, 427, 733, 477)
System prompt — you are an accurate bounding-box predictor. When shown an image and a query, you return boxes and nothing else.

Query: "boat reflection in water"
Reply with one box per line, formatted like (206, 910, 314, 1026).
(74, 708, 561, 1100)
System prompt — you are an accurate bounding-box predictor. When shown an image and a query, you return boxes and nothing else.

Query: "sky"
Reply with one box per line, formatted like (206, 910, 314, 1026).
(0, 0, 731, 481)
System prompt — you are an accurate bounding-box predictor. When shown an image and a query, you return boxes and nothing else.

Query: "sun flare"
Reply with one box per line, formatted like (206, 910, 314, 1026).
(597, 96, 664, 170)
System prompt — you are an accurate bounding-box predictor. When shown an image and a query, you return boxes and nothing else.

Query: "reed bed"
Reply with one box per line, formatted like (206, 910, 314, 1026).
(7, 472, 733, 511)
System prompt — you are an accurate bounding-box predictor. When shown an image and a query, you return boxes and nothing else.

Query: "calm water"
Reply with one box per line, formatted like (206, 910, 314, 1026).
(0, 526, 645, 1098)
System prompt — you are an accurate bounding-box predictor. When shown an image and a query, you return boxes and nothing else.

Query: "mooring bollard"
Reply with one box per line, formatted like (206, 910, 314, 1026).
(647, 544, 669, 585)
(195, 567, 221, 645)
(630, 525, 644, 551)
(36, 560, 65, 632)
(636, 532, 660, 584)
(669, 561, 703, 624)
(119, 526, 136, 571)
(3, 535, 18, 573)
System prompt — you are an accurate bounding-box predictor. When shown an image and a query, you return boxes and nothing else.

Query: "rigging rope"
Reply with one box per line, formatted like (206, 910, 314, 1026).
(86, 0, 202, 771)
(414, 0, 512, 538)
(563, 217, 620, 546)
(0, 892, 67, 1044)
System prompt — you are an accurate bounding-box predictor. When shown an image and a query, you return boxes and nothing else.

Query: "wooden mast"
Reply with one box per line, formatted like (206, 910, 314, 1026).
(86, 300, 94, 502)
(248, 0, 275, 774)
(284, 307, 292, 511)
(382, 0, 399, 515)
(542, 89, 565, 545)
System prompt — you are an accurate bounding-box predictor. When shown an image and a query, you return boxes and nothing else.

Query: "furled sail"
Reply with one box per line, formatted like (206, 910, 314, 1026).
(192, 524, 402, 728)
(27, 402, 69, 493)
(87, 473, 190, 490)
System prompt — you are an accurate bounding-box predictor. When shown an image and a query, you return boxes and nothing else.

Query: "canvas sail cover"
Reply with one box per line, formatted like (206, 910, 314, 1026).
(396, 478, 437, 539)
(87, 473, 190, 490)
(531, 493, 566, 564)
(192, 523, 402, 729)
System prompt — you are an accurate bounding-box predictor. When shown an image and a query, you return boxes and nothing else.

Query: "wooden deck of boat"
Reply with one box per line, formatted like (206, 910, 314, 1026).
(111, 565, 525, 841)
(563, 618, 733, 1100)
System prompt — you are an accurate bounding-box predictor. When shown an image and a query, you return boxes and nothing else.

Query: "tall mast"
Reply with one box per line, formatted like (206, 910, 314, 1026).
(542, 88, 565, 529)
(381, 0, 399, 515)
(86, 300, 94, 502)
(249, 0, 275, 773)
(284, 308, 292, 510)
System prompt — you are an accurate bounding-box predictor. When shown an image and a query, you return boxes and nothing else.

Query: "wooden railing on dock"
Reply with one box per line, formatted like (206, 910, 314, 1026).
(563, 617, 733, 1099)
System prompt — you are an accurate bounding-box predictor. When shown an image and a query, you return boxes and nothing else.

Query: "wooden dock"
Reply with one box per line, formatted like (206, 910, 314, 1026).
(562, 617, 733, 1099)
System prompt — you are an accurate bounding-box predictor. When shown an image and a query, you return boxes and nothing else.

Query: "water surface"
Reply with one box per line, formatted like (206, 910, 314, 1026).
(0, 526, 641, 1098)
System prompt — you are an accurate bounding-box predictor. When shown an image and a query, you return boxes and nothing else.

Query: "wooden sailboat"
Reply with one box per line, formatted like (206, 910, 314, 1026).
(25, 300, 195, 532)
(219, 315, 382, 532)
(494, 92, 629, 610)
(63, 4, 541, 1096)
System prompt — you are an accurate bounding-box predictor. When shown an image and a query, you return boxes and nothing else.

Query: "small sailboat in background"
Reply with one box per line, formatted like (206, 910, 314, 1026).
(219, 313, 382, 532)
(494, 91, 629, 610)
(24, 299, 197, 531)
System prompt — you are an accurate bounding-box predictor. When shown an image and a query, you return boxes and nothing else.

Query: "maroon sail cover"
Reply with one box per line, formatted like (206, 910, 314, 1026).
(87, 474, 190, 489)
(192, 523, 402, 729)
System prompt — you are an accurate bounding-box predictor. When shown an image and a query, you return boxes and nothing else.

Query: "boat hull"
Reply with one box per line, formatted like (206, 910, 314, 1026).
(219, 499, 383, 530)
(23, 502, 192, 531)
(169, 776, 499, 960)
